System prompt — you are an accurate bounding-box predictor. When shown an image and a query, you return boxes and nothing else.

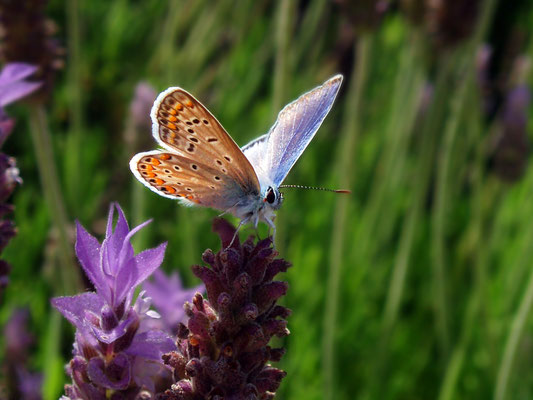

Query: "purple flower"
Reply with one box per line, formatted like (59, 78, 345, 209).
(0, 62, 41, 294)
(124, 81, 157, 155)
(0, 62, 42, 144)
(0, 1, 64, 102)
(3, 309, 42, 400)
(0, 63, 42, 109)
(143, 270, 204, 336)
(52, 204, 175, 398)
(491, 84, 531, 182)
(160, 218, 291, 399)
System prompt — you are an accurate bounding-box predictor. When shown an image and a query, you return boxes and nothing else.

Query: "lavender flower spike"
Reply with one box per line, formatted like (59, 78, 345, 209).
(52, 204, 175, 398)
(160, 218, 291, 399)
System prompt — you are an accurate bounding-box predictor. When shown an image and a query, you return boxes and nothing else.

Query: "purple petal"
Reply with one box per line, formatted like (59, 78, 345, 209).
(0, 63, 42, 106)
(0, 81, 42, 107)
(91, 309, 137, 344)
(0, 63, 38, 82)
(130, 242, 167, 288)
(127, 330, 175, 360)
(75, 221, 107, 296)
(112, 258, 137, 311)
(131, 357, 171, 393)
(107, 204, 130, 253)
(118, 218, 152, 268)
(51, 293, 104, 332)
(87, 354, 131, 390)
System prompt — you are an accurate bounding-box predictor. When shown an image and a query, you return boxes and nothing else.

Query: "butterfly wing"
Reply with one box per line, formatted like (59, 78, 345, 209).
(130, 151, 247, 209)
(242, 133, 268, 178)
(130, 87, 261, 211)
(258, 75, 343, 187)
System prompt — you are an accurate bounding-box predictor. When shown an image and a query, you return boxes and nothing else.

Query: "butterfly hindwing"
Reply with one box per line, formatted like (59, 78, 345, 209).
(130, 151, 245, 210)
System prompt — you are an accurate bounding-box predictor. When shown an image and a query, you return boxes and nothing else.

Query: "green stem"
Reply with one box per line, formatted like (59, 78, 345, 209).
(370, 34, 425, 393)
(431, 0, 498, 358)
(65, 0, 83, 213)
(272, 0, 292, 117)
(271, 0, 293, 252)
(494, 252, 533, 400)
(438, 86, 487, 400)
(41, 311, 63, 400)
(29, 105, 81, 295)
(323, 34, 372, 400)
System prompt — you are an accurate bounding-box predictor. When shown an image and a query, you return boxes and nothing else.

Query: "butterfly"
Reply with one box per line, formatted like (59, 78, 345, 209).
(129, 74, 344, 238)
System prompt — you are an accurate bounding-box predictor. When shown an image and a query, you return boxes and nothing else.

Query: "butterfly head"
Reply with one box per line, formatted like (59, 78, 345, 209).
(263, 186, 283, 210)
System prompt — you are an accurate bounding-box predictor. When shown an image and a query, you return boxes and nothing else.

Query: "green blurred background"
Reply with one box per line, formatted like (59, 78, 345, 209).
(2, 0, 533, 399)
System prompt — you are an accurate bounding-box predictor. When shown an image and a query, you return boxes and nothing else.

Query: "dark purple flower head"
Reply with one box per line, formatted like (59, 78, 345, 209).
(160, 218, 291, 399)
(52, 204, 175, 398)
(143, 269, 204, 335)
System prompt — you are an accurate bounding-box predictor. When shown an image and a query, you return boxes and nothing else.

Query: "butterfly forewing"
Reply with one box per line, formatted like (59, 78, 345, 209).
(151, 87, 260, 192)
(130, 151, 245, 210)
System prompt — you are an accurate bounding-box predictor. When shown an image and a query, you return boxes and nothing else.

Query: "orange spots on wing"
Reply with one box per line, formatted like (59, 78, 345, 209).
(146, 172, 156, 178)
(145, 164, 154, 171)
(151, 158, 160, 166)
(169, 108, 177, 115)
(167, 122, 177, 130)
(154, 178, 165, 185)
(164, 186, 176, 194)
(185, 100, 193, 108)
(175, 103, 183, 111)
(169, 132, 177, 139)
(159, 154, 171, 161)
(168, 115, 177, 122)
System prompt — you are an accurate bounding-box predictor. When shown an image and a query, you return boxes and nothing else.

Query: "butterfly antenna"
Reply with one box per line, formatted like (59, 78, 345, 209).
(279, 184, 351, 194)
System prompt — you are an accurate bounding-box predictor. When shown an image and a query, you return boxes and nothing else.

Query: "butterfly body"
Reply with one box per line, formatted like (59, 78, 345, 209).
(130, 75, 343, 232)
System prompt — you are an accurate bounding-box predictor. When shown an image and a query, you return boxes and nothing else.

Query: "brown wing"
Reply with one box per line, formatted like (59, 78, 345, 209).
(130, 150, 252, 211)
(150, 87, 260, 193)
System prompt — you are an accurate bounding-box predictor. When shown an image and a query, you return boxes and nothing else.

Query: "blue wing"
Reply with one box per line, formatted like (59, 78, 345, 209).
(259, 75, 343, 187)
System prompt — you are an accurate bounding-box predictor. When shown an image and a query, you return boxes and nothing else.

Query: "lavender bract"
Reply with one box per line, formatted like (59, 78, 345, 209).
(52, 204, 175, 398)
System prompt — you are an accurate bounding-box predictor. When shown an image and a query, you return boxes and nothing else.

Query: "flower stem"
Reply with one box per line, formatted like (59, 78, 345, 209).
(323, 34, 372, 400)
(431, 0, 498, 357)
(494, 249, 533, 400)
(65, 0, 83, 214)
(28, 105, 81, 294)
(271, 0, 294, 252)
(272, 0, 293, 117)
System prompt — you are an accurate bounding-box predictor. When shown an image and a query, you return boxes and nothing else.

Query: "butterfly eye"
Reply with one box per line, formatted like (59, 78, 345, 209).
(266, 187, 276, 204)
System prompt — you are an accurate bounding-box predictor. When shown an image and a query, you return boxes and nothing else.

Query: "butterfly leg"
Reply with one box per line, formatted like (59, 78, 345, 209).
(264, 217, 276, 247)
(227, 217, 248, 249)
(252, 214, 262, 240)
